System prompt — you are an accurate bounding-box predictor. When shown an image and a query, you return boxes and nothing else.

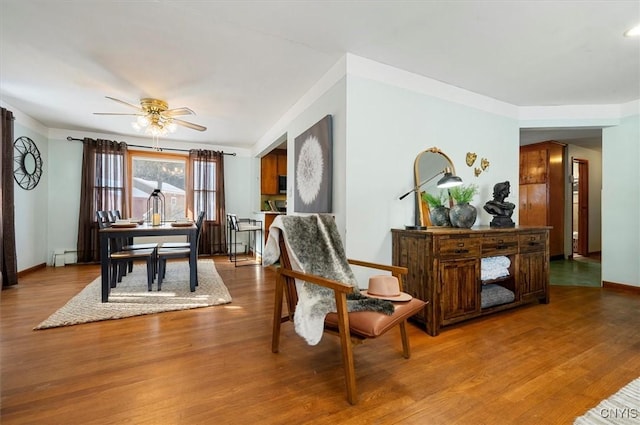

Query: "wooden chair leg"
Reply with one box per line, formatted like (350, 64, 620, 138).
(399, 321, 411, 359)
(335, 292, 357, 405)
(272, 271, 285, 353)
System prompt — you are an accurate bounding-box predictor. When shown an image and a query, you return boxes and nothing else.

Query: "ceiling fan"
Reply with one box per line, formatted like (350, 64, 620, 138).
(94, 96, 207, 135)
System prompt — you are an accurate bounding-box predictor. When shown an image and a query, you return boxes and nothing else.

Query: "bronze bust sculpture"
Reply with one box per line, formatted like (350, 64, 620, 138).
(484, 181, 515, 228)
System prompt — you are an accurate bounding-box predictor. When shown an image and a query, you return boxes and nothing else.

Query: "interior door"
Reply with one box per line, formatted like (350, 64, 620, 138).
(572, 158, 589, 257)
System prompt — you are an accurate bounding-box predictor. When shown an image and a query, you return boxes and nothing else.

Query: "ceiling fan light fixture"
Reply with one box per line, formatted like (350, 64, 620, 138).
(145, 123, 168, 137)
(137, 115, 150, 126)
(97, 96, 206, 135)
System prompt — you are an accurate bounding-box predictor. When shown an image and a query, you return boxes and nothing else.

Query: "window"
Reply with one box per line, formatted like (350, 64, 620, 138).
(94, 152, 124, 212)
(192, 159, 218, 221)
(129, 151, 187, 221)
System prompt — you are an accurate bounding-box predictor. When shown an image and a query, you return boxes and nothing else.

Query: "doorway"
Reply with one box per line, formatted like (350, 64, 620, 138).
(571, 158, 589, 257)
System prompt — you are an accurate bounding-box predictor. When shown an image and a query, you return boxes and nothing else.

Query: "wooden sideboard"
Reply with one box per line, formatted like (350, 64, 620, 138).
(391, 226, 550, 336)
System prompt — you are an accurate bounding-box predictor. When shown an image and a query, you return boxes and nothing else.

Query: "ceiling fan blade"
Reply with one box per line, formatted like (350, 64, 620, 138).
(173, 118, 207, 131)
(105, 96, 143, 111)
(93, 112, 144, 116)
(164, 107, 195, 117)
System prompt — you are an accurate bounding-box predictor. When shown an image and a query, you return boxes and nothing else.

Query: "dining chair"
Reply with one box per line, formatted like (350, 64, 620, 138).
(109, 209, 157, 249)
(102, 209, 158, 273)
(159, 210, 205, 249)
(96, 210, 156, 290)
(227, 213, 262, 266)
(155, 212, 205, 290)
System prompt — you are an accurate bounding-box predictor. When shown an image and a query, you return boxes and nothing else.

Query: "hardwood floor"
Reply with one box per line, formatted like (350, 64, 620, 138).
(2, 257, 640, 424)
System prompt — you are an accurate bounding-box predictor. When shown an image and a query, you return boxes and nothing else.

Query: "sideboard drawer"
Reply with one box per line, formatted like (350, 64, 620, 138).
(482, 234, 519, 256)
(519, 232, 546, 253)
(437, 237, 481, 259)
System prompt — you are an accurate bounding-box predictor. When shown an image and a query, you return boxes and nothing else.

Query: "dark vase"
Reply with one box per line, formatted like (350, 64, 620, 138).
(429, 206, 451, 226)
(449, 203, 477, 228)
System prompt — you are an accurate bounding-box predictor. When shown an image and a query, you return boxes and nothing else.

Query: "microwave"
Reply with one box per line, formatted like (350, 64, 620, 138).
(278, 175, 287, 194)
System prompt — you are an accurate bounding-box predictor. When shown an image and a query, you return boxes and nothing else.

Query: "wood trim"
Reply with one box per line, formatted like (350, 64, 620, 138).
(603, 281, 640, 295)
(17, 263, 46, 277)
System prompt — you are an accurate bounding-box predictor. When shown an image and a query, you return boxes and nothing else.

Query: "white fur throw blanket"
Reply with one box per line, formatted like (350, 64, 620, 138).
(263, 214, 393, 345)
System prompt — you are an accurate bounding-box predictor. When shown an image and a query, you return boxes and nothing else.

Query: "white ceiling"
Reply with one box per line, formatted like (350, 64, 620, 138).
(1, 1, 638, 150)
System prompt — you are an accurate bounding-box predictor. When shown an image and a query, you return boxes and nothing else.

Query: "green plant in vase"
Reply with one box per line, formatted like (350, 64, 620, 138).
(448, 184, 479, 228)
(449, 184, 479, 205)
(422, 190, 451, 226)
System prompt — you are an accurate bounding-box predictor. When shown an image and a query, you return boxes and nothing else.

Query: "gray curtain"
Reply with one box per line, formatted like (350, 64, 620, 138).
(1, 107, 18, 288)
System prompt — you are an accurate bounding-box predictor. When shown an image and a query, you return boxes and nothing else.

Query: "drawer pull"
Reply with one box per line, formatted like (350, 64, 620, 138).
(496, 244, 507, 249)
(528, 242, 538, 246)
(454, 249, 469, 254)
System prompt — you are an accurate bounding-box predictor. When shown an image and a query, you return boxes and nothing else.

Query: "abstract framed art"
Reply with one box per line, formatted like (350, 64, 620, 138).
(294, 114, 332, 213)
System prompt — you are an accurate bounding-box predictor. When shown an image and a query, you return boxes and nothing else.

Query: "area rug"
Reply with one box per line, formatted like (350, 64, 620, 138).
(574, 377, 640, 424)
(34, 259, 232, 330)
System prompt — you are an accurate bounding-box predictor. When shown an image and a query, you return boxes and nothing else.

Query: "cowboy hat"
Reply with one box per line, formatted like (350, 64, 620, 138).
(361, 275, 412, 302)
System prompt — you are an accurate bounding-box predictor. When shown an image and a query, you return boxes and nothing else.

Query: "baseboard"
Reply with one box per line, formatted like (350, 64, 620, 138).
(603, 281, 640, 295)
(18, 263, 47, 277)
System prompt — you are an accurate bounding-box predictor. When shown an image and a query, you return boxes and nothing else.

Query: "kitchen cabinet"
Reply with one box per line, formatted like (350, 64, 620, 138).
(261, 149, 287, 195)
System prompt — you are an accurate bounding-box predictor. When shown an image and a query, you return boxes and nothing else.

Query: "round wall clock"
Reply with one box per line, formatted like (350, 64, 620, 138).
(13, 136, 43, 190)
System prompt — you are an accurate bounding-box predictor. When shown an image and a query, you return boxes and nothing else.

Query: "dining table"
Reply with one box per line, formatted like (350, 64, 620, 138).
(99, 222, 198, 302)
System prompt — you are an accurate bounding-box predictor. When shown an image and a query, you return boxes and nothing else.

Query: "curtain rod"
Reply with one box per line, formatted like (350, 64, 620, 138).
(66, 136, 236, 156)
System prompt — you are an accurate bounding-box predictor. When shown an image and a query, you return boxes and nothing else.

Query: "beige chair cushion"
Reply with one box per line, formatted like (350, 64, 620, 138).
(324, 298, 426, 338)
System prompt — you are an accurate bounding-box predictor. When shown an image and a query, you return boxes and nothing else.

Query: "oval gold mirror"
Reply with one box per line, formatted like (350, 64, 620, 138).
(414, 147, 457, 227)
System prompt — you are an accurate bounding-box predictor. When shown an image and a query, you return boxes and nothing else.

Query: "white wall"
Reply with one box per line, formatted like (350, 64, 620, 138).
(46, 135, 82, 264)
(602, 112, 640, 287)
(282, 79, 348, 233)
(12, 121, 49, 270)
(344, 74, 519, 268)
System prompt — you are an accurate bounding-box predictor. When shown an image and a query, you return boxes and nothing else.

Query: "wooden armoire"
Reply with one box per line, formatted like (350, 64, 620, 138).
(519, 141, 566, 259)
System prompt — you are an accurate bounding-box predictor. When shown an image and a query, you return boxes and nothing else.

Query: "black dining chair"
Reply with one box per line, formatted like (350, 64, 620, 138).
(96, 210, 157, 290)
(159, 211, 205, 249)
(155, 212, 205, 290)
(107, 209, 159, 273)
(227, 213, 262, 266)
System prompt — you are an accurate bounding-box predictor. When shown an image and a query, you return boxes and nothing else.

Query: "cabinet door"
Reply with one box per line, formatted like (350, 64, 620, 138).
(519, 183, 547, 226)
(261, 155, 278, 194)
(277, 153, 287, 176)
(519, 251, 548, 300)
(264, 214, 277, 243)
(520, 149, 548, 184)
(439, 258, 479, 320)
(392, 232, 428, 316)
